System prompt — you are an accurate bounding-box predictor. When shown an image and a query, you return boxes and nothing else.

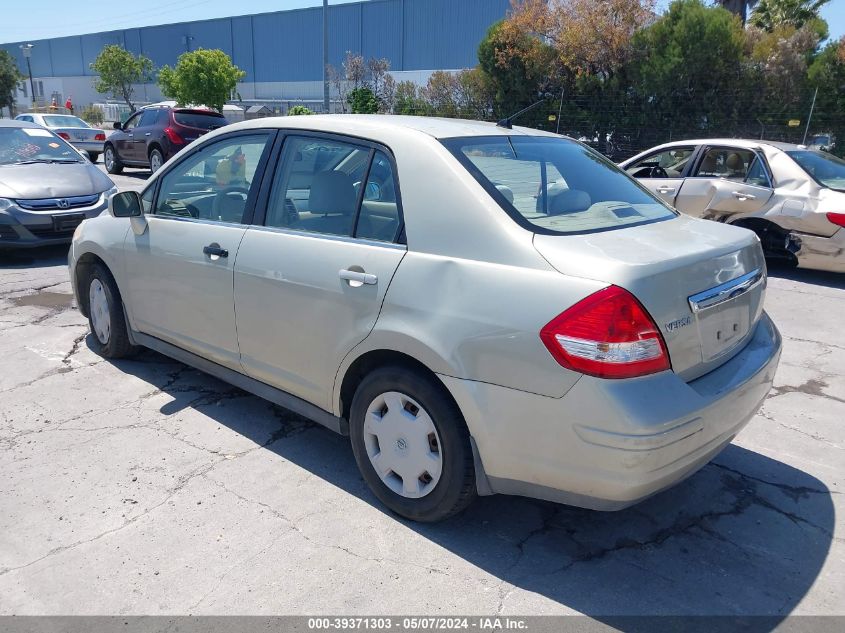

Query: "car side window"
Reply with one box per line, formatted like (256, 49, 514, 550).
(694, 148, 756, 181)
(626, 147, 695, 179)
(123, 113, 142, 130)
(265, 136, 369, 237)
(745, 156, 771, 188)
(138, 110, 159, 127)
(356, 150, 401, 242)
(153, 133, 272, 223)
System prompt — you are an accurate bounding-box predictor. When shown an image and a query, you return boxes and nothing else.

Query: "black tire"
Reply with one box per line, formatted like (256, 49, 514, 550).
(87, 151, 100, 163)
(149, 148, 164, 174)
(104, 144, 123, 174)
(84, 263, 138, 359)
(349, 365, 476, 522)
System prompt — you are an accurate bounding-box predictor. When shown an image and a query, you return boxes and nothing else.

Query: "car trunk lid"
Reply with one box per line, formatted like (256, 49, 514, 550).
(533, 216, 767, 381)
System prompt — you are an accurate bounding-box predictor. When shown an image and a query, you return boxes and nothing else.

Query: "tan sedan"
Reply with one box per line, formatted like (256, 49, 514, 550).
(621, 139, 845, 273)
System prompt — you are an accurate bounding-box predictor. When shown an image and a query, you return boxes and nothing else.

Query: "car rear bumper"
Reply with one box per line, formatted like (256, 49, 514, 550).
(794, 229, 845, 273)
(440, 312, 781, 510)
(71, 141, 105, 153)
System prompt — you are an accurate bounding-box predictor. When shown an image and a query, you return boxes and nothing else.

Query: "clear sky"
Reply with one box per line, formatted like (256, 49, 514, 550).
(0, 0, 842, 44)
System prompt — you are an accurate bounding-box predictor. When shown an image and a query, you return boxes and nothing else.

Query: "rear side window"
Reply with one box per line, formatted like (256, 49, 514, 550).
(173, 111, 227, 130)
(443, 136, 675, 235)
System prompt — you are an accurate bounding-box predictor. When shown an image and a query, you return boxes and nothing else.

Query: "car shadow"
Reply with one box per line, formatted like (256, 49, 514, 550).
(767, 263, 845, 290)
(107, 345, 835, 622)
(0, 244, 70, 269)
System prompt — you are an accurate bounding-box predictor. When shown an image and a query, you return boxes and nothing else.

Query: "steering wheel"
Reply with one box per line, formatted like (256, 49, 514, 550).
(212, 186, 250, 221)
(650, 165, 669, 178)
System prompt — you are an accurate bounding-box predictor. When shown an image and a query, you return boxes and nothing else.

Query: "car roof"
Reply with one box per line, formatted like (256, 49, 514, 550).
(0, 118, 40, 128)
(648, 138, 806, 152)
(223, 114, 560, 141)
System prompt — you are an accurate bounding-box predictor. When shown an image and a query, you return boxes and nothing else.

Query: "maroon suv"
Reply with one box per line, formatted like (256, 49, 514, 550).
(104, 106, 227, 174)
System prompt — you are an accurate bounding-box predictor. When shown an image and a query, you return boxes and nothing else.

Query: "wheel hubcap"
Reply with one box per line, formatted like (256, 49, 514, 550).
(89, 279, 111, 345)
(105, 149, 113, 169)
(363, 391, 442, 499)
(150, 153, 161, 172)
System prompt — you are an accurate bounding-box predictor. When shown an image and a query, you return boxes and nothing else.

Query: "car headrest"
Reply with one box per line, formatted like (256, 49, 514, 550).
(309, 171, 357, 216)
(726, 153, 745, 172)
(548, 188, 591, 215)
(700, 154, 717, 174)
(495, 184, 514, 203)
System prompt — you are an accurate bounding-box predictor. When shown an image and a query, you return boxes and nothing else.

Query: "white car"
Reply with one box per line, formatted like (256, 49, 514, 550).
(621, 139, 845, 273)
(69, 116, 780, 521)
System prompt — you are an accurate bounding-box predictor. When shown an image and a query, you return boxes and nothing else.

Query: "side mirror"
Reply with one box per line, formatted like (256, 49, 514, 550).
(113, 121, 122, 130)
(110, 191, 143, 217)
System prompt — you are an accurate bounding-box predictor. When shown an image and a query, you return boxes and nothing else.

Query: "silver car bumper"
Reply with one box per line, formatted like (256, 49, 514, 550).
(441, 312, 782, 510)
(794, 228, 845, 273)
(72, 141, 105, 153)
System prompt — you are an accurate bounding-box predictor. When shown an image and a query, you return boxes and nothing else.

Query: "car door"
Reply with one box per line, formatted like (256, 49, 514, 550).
(623, 145, 697, 207)
(234, 134, 406, 409)
(132, 108, 161, 164)
(115, 112, 142, 163)
(122, 131, 275, 369)
(674, 146, 774, 220)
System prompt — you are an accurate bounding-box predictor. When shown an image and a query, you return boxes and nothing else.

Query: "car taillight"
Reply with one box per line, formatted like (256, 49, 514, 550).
(163, 127, 184, 144)
(540, 285, 671, 379)
(827, 213, 845, 228)
(94, 133, 106, 141)
(57, 132, 70, 140)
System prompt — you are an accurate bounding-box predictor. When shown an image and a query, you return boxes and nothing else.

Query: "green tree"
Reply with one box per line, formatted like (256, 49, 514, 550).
(393, 80, 426, 115)
(808, 37, 845, 156)
(750, 0, 831, 31)
(347, 86, 379, 113)
(0, 50, 23, 115)
(158, 49, 245, 112)
(287, 105, 314, 115)
(630, 0, 746, 140)
(90, 45, 153, 112)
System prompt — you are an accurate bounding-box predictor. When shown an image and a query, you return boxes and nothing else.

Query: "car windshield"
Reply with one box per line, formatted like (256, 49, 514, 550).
(42, 115, 90, 128)
(0, 127, 82, 165)
(786, 150, 845, 192)
(443, 136, 676, 235)
(173, 111, 226, 130)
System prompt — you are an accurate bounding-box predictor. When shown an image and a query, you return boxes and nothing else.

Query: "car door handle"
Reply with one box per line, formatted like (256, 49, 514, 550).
(656, 186, 676, 194)
(339, 269, 377, 285)
(144, 132, 151, 136)
(732, 191, 756, 200)
(128, 134, 134, 138)
(203, 244, 228, 258)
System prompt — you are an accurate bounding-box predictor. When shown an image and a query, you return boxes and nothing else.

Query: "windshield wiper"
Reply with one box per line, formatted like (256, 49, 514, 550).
(14, 158, 82, 165)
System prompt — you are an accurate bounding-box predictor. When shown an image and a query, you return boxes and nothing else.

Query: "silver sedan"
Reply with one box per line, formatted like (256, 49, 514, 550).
(68, 115, 781, 522)
(620, 139, 845, 273)
(15, 112, 106, 162)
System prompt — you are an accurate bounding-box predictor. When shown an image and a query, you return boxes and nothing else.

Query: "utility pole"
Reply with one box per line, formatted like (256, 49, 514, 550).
(802, 86, 818, 146)
(323, 0, 330, 113)
(20, 44, 35, 108)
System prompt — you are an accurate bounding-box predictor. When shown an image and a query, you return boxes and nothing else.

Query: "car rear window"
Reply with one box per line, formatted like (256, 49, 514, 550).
(786, 150, 845, 192)
(443, 136, 676, 235)
(42, 115, 90, 128)
(173, 111, 227, 130)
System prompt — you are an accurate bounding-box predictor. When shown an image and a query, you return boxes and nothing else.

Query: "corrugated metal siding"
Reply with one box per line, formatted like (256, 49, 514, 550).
(403, 0, 510, 70)
(252, 8, 322, 82)
(362, 0, 402, 67)
(231, 16, 254, 80)
(1, 0, 510, 82)
(81, 31, 125, 76)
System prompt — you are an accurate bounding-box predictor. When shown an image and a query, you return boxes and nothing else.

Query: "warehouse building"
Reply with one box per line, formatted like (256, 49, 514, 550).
(1, 0, 510, 114)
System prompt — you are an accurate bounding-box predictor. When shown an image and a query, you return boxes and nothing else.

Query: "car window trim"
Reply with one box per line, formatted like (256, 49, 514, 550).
(244, 223, 407, 251)
(252, 129, 405, 245)
(147, 129, 279, 226)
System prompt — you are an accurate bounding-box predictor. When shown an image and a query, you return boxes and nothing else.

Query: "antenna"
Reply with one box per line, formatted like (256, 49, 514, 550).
(496, 91, 554, 130)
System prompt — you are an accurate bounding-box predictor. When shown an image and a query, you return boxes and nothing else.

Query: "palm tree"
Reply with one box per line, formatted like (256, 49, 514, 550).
(749, 0, 831, 31)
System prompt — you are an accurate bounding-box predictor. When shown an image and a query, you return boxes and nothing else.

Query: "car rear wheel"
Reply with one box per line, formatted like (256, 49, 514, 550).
(149, 148, 164, 174)
(87, 151, 100, 163)
(86, 263, 138, 359)
(104, 145, 123, 174)
(349, 366, 476, 522)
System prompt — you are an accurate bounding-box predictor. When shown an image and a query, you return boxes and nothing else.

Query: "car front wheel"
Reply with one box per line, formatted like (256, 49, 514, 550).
(104, 145, 123, 174)
(86, 263, 137, 359)
(349, 366, 476, 522)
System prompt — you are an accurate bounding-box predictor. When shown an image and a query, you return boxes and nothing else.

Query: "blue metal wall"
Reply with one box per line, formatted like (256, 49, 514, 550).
(1, 0, 510, 81)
